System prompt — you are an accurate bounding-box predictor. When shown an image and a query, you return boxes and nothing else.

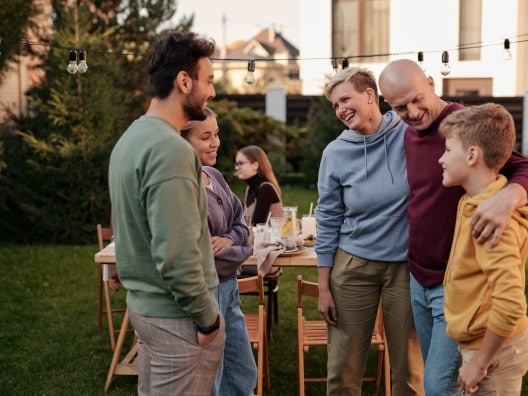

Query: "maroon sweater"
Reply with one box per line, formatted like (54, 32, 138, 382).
(405, 103, 528, 288)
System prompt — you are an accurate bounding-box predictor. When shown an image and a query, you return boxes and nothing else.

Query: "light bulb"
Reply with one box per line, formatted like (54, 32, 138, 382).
(440, 51, 450, 76)
(503, 39, 512, 60)
(77, 50, 88, 73)
(67, 49, 78, 74)
(331, 58, 338, 75)
(245, 60, 256, 85)
(342, 58, 349, 69)
(417, 51, 425, 72)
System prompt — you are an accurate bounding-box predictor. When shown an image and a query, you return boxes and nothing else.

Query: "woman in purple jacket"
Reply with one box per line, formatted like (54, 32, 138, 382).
(181, 108, 257, 396)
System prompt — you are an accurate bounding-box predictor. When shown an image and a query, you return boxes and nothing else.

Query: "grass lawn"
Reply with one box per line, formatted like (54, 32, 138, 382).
(0, 244, 387, 395)
(1, 183, 526, 394)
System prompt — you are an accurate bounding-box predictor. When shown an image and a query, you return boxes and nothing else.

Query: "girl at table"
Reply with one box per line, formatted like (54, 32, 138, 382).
(234, 145, 283, 226)
(181, 108, 257, 396)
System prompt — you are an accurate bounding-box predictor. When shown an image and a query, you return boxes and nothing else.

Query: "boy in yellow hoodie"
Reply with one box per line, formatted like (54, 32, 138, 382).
(438, 103, 528, 394)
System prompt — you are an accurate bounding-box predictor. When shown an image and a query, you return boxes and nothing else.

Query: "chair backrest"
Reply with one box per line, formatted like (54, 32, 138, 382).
(238, 271, 265, 305)
(297, 275, 319, 307)
(97, 224, 113, 250)
(238, 271, 270, 395)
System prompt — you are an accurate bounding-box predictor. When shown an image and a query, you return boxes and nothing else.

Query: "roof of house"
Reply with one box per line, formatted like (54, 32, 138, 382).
(214, 26, 299, 60)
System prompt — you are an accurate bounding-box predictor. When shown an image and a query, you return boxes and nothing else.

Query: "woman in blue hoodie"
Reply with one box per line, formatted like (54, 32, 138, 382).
(315, 67, 424, 395)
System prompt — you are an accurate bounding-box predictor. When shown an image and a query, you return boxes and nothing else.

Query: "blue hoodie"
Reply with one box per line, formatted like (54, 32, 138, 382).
(315, 111, 409, 266)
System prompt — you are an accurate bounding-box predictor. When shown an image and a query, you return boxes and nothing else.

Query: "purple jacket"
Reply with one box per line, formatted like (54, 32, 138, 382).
(203, 166, 253, 282)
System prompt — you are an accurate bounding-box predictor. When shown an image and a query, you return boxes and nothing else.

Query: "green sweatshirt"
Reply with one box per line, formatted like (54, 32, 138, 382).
(109, 115, 219, 329)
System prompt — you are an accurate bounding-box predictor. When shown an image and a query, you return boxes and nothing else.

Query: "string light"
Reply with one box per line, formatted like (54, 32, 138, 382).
(67, 49, 78, 74)
(1, 33, 527, 76)
(77, 50, 88, 73)
(331, 58, 338, 75)
(503, 38, 512, 60)
(440, 51, 451, 76)
(341, 57, 349, 69)
(417, 51, 425, 71)
(245, 59, 255, 85)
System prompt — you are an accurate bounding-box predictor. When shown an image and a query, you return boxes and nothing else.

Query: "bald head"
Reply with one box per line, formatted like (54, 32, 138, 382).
(378, 59, 446, 131)
(379, 59, 428, 100)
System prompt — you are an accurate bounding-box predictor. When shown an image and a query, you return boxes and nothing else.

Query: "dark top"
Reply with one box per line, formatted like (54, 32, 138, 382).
(405, 102, 528, 288)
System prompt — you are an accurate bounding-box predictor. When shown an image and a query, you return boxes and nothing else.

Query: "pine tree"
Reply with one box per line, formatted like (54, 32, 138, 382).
(0, 0, 185, 242)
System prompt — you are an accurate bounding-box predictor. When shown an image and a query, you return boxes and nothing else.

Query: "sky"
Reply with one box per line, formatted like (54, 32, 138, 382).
(174, 0, 300, 47)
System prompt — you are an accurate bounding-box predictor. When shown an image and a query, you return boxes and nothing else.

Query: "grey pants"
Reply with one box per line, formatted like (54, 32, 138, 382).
(129, 310, 225, 396)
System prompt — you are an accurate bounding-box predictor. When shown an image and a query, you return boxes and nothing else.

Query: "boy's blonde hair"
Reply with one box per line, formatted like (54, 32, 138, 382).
(439, 103, 515, 170)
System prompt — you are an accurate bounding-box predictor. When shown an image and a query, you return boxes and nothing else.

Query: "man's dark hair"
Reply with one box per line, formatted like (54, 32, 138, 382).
(147, 31, 215, 99)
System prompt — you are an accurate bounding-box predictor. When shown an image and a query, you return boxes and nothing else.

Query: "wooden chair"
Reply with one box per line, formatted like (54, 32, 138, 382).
(296, 275, 391, 396)
(238, 267, 281, 340)
(238, 272, 270, 396)
(97, 224, 126, 350)
(104, 308, 138, 392)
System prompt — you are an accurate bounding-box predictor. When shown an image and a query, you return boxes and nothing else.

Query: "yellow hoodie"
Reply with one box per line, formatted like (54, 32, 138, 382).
(444, 175, 528, 349)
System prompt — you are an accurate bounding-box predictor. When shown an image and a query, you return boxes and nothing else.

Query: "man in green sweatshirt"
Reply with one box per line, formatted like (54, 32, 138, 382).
(109, 31, 224, 395)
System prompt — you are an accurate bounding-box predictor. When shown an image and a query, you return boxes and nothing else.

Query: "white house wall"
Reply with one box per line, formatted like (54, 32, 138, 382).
(300, 0, 523, 96)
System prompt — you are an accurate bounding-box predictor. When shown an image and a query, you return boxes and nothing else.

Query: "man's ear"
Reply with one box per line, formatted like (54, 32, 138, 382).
(175, 71, 192, 94)
(426, 76, 435, 92)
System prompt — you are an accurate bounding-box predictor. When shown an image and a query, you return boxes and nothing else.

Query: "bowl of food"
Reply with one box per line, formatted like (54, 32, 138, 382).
(303, 234, 315, 248)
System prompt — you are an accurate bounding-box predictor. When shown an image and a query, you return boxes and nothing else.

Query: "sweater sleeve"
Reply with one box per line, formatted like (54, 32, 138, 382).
(475, 225, 527, 338)
(500, 150, 528, 192)
(315, 147, 344, 267)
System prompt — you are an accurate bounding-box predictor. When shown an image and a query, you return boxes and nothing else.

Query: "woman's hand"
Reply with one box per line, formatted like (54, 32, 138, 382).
(211, 236, 233, 254)
(318, 288, 337, 325)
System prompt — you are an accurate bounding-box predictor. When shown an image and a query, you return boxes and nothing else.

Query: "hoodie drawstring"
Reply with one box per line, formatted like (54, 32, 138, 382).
(362, 134, 394, 184)
(383, 133, 394, 184)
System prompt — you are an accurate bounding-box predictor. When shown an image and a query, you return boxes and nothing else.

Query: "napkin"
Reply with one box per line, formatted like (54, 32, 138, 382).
(254, 241, 286, 274)
(102, 241, 119, 287)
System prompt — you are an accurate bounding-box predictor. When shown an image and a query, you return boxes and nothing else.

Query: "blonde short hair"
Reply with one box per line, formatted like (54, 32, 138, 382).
(324, 66, 378, 101)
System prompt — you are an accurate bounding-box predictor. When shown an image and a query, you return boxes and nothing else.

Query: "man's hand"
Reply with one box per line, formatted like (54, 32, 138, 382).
(471, 183, 527, 248)
(197, 315, 224, 347)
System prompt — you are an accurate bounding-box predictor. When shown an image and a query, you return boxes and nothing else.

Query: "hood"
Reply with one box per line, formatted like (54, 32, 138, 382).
(465, 175, 528, 231)
(336, 110, 402, 144)
(335, 111, 404, 182)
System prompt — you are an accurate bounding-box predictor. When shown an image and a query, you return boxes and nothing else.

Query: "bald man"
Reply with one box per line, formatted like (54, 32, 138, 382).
(379, 59, 528, 395)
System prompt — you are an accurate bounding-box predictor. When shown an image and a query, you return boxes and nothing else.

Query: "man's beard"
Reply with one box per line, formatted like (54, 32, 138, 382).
(183, 88, 207, 122)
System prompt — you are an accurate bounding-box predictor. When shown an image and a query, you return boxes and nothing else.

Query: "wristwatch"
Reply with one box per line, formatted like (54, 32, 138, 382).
(197, 314, 220, 335)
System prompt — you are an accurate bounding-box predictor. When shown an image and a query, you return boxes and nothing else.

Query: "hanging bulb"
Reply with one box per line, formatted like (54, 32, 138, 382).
(331, 58, 338, 75)
(342, 57, 349, 69)
(67, 49, 78, 74)
(503, 39, 512, 60)
(77, 50, 88, 73)
(245, 60, 256, 85)
(440, 51, 450, 76)
(417, 51, 425, 72)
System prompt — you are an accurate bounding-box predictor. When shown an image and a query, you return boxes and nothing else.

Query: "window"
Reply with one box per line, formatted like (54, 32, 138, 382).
(459, 0, 482, 61)
(332, 0, 390, 63)
(442, 78, 492, 97)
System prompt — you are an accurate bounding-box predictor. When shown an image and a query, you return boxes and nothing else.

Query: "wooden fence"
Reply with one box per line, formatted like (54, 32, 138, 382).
(216, 94, 525, 151)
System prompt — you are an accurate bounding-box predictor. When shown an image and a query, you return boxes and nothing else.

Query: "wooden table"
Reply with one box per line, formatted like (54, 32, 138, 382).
(94, 244, 317, 391)
(95, 243, 317, 267)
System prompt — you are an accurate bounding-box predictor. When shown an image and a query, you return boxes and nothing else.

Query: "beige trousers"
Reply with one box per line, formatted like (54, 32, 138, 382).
(326, 248, 424, 396)
(459, 328, 528, 395)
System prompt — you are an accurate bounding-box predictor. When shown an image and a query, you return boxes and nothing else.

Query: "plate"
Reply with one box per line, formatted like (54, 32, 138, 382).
(279, 246, 306, 257)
